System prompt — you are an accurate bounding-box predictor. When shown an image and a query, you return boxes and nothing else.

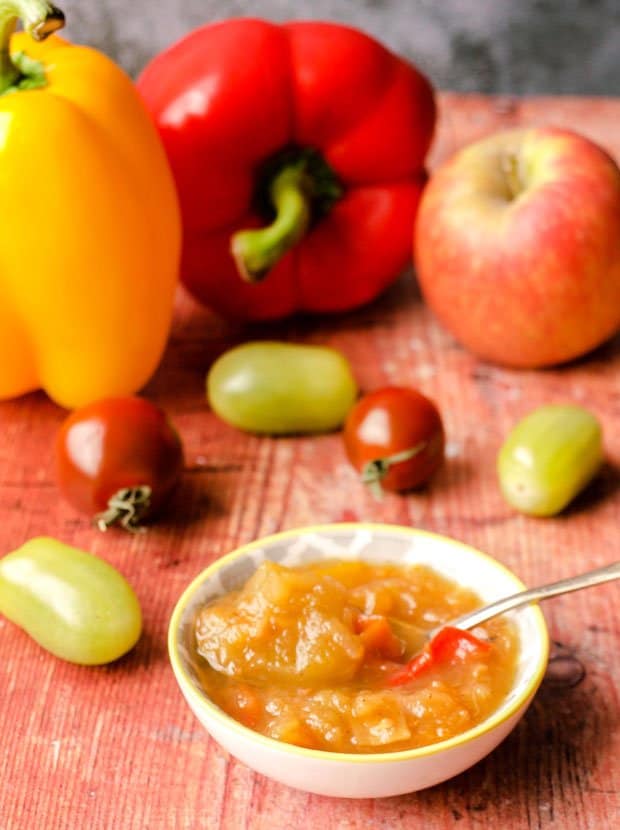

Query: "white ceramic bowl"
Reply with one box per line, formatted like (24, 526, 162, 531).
(168, 523, 549, 798)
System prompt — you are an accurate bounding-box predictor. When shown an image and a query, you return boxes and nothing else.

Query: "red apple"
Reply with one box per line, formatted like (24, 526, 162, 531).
(414, 127, 620, 368)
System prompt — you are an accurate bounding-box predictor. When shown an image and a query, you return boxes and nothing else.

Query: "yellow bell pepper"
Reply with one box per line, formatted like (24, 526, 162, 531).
(0, 1, 180, 409)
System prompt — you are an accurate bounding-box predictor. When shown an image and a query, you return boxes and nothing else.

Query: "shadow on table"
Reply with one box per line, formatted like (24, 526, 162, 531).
(384, 668, 617, 816)
(154, 468, 229, 532)
(562, 460, 620, 517)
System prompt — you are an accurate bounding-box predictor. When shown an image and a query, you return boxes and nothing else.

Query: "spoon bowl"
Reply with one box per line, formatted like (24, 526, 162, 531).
(417, 559, 620, 655)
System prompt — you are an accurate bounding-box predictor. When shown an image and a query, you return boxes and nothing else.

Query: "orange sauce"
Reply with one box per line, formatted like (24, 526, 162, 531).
(193, 560, 519, 753)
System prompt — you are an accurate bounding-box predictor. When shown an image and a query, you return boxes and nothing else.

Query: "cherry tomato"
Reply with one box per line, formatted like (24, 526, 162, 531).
(343, 386, 444, 495)
(55, 397, 184, 531)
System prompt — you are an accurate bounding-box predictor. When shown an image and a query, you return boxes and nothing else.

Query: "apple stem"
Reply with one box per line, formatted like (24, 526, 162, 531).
(501, 152, 525, 200)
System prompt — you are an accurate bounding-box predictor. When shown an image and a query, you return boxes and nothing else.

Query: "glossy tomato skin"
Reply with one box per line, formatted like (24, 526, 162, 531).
(55, 397, 184, 522)
(343, 386, 445, 492)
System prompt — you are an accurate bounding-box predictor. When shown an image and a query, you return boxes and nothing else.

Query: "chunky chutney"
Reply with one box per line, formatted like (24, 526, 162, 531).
(193, 559, 519, 753)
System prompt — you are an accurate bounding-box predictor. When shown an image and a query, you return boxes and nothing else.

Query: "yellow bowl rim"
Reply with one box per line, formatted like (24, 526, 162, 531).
(168, 522, 550, 764)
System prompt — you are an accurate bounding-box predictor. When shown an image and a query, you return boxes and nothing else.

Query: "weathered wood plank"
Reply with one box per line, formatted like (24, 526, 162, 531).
(0, 93, 618, 829)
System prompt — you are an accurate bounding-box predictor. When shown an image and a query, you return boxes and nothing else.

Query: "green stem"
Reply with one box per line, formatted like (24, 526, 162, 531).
(361, 442, 427, 500)
(230, 160, 312, 283)
(0, 0, 64, 95)
(94, 486, 152, 533)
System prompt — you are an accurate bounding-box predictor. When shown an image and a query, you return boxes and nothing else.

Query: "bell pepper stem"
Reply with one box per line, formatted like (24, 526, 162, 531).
(231, 161, 312, 283)
(0, 0, 64, 95)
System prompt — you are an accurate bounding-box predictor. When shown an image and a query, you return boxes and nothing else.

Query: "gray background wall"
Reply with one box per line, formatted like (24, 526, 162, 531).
(59, 1, 618, 95)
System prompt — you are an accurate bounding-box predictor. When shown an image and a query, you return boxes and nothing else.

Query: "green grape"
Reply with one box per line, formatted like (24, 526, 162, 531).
(497, 404, 603, 517)
(207, 341, 358, 434)
(0, 537, 142, 664)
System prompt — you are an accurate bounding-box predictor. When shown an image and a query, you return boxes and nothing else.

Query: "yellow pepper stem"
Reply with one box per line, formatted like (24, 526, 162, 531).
(0, 0, 64, 94)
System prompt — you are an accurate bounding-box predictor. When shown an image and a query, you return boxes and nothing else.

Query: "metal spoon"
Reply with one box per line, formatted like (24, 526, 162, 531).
(433, 559, 620, 641)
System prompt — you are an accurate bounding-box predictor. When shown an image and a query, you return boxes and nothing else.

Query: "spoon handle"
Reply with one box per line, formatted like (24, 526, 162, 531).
(447, 560, 620, 633)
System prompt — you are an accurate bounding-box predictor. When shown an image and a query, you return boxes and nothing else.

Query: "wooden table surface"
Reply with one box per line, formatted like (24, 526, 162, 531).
(1, 93, 619, 830)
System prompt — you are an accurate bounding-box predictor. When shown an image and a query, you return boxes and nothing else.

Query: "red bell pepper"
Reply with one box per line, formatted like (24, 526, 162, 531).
(138, 19, 435, 320)
(386, 626, 491, 687)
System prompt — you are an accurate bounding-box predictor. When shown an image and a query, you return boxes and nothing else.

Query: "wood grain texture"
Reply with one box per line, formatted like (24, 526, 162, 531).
(1, 94, 619, 830)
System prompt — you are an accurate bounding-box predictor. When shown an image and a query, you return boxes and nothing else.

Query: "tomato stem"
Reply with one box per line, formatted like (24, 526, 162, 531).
(0, 0, 64, 96)
(95, 485, 152, 533)
(361, 442, 427, 499)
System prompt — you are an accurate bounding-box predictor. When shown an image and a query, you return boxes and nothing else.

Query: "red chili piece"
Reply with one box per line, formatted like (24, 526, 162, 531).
(387, 626, 491, 687)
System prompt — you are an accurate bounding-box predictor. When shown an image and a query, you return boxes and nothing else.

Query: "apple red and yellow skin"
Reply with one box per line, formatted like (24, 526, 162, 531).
(414, 127, 620, 369)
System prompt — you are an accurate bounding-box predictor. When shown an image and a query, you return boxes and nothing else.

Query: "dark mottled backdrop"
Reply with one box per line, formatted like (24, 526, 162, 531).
(60, 0, 619, 94)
